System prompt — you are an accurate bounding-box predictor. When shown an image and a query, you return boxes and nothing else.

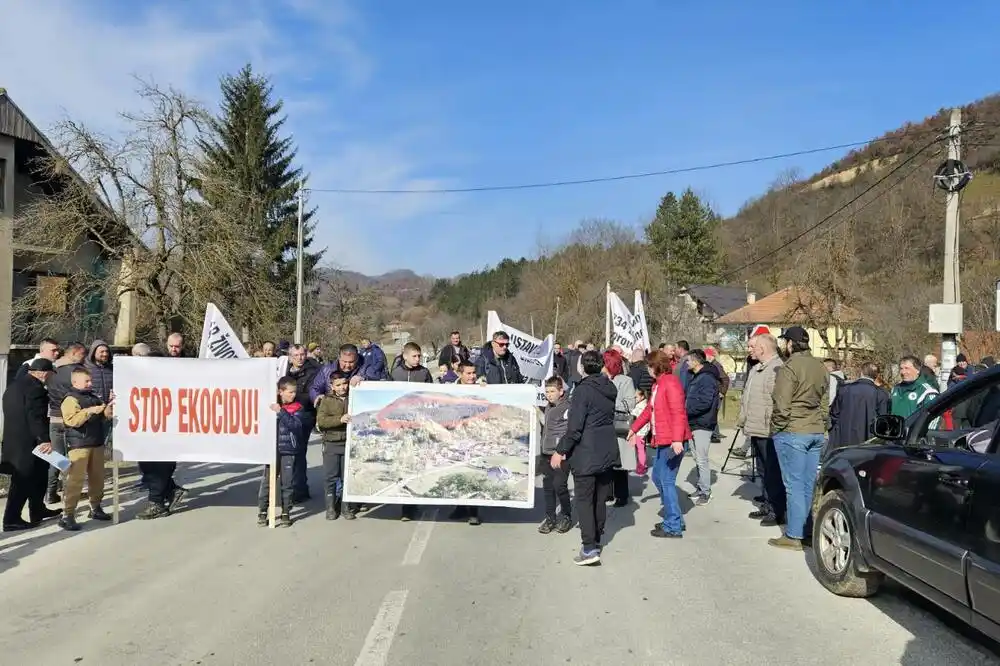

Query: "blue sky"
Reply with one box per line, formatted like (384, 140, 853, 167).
(4, 1, 1000, 276)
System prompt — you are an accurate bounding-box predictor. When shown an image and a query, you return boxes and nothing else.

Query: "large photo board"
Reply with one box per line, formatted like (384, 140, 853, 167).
(343, 382, 538, 508)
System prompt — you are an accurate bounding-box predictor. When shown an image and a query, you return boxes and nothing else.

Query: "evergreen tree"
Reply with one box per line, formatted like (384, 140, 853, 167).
(645, 188, 722, 286)
(199, 64, 322, 312)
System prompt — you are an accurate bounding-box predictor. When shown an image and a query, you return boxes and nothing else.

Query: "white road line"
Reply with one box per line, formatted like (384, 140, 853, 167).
(400, 508, 439, 566)
(354, 589, 409, 666)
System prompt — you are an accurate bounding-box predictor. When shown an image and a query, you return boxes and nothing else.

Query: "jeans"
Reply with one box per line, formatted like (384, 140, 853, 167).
(537, 454, 571, 519)
(573, 470, 614, 551)
(773, 432, 825, 539)
(751, 436, 786, 521)
(322, 446, 344, 499)
(652, 446, 685, 534)
(293, 414, 314, 497)
(690, 429, 713, 496)
(258, 454, 295, 514)
(47, 421, 68, 497)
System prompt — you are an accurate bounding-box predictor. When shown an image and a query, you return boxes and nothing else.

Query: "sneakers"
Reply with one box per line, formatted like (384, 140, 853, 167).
(650, 525, 683, 539)
(748, 508, 770, 520)
(555, 515, 573, 533)
(343, 509, 357, 520)
(693, 494, 711, 507)
(760, 515, 783, 527)
(58, 515, 81, 532)
(167, 487, 188, 513)
(46, 492, 61, 505)
(768, 535, 804, 551)
(538, 517, 556, 534)
(88, 506, 112, 521)
(257, 512, 268, 526)
(731, 447, 748, 458)
(573, 548, 601, 566)
(278, 512, 293, 528)
(136, 503, 169, 520)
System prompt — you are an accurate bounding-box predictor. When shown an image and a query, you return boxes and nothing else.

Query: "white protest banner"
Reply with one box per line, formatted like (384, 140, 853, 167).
(199, 302, 248, 359)
(608, 290, 643, 352)
(634, 290, 651, 352)
(198, 302, 288, 377)
(486, 311, 553, 404)
(113, 356, 277, 464)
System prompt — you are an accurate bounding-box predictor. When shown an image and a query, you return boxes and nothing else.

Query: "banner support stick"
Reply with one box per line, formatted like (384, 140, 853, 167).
(604, 281, 611, 349)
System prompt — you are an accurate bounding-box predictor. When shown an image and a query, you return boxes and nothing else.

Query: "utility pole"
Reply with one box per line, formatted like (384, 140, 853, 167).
(929, 108, 965, 391)
(554, 296, 561, 341)
(294, 184, 305, 344)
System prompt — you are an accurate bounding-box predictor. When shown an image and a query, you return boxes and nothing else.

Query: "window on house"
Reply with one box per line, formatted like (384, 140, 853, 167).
(0, 157, 6, 212)
(36, 275, 69, 314)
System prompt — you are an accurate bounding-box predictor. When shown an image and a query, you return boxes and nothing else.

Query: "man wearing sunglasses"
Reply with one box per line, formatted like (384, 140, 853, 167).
(474, 331, 524, 386)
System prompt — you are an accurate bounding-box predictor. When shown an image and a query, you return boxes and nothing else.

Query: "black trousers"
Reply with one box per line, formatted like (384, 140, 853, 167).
(573, 470, 614, 551)
(538, 454, 571, 518)
(4, 457, 49, 524)
(612, 469, 630, 503)
(140, 461, 178, 506)
(293, 413, 315, 497)
(258, 454, 295, 513)
(751, 436, 786, 522)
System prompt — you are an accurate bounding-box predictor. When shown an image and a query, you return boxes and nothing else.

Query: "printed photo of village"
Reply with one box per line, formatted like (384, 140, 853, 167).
(343, 383, 537, 507)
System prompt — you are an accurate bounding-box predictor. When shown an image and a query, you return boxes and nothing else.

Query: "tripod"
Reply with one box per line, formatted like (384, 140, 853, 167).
(721, 427, 756, 482)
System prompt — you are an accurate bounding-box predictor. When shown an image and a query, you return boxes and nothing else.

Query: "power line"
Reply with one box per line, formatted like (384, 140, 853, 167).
(306, 129, 945, 195)
(719, 136, 945, 282)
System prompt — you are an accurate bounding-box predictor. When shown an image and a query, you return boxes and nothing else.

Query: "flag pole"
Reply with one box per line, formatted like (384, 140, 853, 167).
(604, 281, 611, 349)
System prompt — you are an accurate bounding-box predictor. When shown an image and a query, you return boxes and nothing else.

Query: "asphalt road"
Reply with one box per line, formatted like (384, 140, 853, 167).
(1, 431, 998, 666)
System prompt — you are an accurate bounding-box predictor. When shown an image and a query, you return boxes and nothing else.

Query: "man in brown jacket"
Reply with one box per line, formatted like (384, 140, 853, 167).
(769, 326, 829, 551)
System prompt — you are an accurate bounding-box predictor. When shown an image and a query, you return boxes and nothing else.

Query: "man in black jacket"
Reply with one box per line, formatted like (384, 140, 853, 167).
(287, 344, 321, 502)
(685, 350, 720, 505)
(552, 350, 620, 567)
(475, 331, 524, 385)
(437, 330, 470, 372)
(552, 343, 569, 382)
(2, 359, 61, 530)
(829, 362, 890, 450)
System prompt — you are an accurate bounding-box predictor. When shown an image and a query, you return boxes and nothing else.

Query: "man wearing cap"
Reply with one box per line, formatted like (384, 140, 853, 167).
(769, 326, 829, 551)
(2, 358, 62, 530)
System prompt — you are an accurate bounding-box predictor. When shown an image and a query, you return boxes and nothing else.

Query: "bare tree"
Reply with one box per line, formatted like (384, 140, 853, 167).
(305, 267, 378, 347)
(14, 80, 286, 343)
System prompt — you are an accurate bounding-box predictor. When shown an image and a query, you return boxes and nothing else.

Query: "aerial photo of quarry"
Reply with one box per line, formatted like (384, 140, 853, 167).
(345, 391, 533, 503)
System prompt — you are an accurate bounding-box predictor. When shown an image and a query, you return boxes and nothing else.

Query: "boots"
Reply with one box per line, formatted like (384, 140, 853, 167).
(325, 494, 340, 521)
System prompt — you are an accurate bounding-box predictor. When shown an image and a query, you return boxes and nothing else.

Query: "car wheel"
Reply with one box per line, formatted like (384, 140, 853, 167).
(812, 489, 882, 598)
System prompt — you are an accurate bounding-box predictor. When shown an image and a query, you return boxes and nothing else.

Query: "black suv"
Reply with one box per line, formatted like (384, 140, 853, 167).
(811, 365, 1000, 641)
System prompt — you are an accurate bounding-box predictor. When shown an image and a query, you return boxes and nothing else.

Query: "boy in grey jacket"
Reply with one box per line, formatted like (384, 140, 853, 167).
(538, 376, 572, 534)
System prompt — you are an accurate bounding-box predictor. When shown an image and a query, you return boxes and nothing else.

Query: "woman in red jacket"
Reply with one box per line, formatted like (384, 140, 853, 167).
(627, 349, 691, 538)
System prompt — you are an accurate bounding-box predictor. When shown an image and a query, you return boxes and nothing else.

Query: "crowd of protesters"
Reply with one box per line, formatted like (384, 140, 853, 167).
(4, 324, 997, 571)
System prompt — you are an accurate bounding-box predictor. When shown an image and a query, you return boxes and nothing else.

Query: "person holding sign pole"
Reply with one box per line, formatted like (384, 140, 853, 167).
(257, 377, 307, 528)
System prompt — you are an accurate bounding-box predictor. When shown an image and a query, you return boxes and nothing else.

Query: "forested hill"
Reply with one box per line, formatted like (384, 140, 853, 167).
(428, 92, 1000, 357)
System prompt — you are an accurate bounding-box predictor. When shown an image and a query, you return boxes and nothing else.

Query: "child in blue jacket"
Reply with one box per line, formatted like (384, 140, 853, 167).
(257, 376, 306, 527)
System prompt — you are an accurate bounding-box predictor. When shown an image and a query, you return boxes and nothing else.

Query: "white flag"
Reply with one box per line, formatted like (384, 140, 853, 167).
(634, 290, 651, 353)
(198, 303, 289, 377)
(608, 291, 643, 353)
(486, 311, 554, 405)
(199, 303, 249, 359)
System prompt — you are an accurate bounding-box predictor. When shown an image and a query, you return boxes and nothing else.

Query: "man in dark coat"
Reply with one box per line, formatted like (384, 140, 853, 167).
(828, 362, 890, 451)
(2, 359, 61, 530)
(552, 350, 620, 567)
(552, 343, 569, 383)
(436, 331, 470, 372)
(287, 344, 321, 502)
(475, 331, 524, 385)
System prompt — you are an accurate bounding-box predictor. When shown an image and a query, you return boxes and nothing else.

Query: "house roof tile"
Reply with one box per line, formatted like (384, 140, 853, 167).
(716, 286, 863, 325)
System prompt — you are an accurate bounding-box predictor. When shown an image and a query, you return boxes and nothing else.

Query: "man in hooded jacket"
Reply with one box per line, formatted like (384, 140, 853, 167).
(45, 342, 87, 504)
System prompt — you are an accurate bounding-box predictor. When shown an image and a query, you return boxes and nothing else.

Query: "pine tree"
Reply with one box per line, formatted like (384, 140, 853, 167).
(199, 64, 322, 312)
(645, 188, 722, 286)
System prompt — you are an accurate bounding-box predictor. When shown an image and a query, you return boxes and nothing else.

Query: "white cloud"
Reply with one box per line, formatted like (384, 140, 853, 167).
(0, 0, 454, 274)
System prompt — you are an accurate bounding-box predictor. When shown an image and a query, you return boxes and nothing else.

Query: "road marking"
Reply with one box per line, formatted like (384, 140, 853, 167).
(354, 589, 409, 666)
(401, 508, 439, 566)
